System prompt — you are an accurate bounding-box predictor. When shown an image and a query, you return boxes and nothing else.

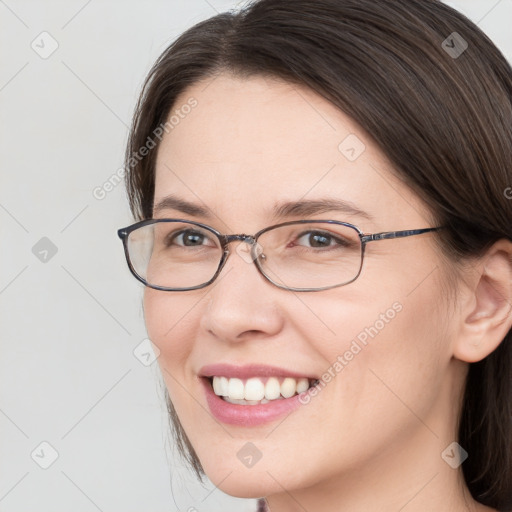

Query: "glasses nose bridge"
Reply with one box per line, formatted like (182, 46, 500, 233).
(220, 233, 260, 269)
(223, 233, 256, 248)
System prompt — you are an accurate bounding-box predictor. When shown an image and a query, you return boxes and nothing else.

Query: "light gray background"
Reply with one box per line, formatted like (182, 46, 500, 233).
(1, 1, 511, 511)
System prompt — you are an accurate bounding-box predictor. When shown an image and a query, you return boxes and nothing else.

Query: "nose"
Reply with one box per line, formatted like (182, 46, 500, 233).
(199, 239, 284, 343)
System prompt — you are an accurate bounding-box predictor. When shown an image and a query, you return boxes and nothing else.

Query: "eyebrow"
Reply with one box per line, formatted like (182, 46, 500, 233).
(153, 194, 372, 221)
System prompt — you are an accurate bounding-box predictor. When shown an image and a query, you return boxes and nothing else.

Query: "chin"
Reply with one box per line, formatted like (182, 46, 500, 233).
(199, 452, 314, 499)
(204, 470, 280, 499)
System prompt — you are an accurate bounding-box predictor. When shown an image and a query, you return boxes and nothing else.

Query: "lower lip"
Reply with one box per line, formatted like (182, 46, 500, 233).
(200, 377, 313, 427)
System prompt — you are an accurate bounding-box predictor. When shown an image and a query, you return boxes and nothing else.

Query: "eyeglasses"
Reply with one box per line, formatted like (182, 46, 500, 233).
(117, 218, 443, 292)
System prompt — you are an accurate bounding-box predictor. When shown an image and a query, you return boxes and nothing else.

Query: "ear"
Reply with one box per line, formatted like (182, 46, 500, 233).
(453, 239, 512, 363)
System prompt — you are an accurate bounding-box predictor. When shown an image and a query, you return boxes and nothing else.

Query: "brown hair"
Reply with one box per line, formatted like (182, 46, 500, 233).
(124, 1, 512, 509)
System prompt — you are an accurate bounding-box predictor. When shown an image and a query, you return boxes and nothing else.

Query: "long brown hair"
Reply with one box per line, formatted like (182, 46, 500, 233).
(124, 1, 512, 509)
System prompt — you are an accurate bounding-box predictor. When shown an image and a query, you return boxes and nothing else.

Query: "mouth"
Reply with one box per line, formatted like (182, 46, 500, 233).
(203, 375, 321, 405)
(198, 363, 322, 425)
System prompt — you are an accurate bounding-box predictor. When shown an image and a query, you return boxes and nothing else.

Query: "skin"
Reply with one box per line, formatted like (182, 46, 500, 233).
(144, 73, 512, 512)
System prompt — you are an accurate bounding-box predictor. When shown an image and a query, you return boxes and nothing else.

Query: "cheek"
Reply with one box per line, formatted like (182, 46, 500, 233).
(143, 288, 199, 373)
(143, 289, 207, 426)
(297, 271, 449, 438)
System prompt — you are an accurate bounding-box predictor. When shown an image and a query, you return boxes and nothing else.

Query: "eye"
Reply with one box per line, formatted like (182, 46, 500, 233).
(294, 230, 351, 249)
(167, 229, 215, 248)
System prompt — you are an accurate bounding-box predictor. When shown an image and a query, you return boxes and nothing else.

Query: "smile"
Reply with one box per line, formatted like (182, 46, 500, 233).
(210, 375, 319, 405)
(199, 363, 322, 425)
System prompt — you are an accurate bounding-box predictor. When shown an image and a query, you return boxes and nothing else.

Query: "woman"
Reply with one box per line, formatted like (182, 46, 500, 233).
(117, 0, 512, 510)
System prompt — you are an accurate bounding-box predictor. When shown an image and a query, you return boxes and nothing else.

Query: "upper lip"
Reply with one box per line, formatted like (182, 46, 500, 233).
(199, 363, 317, 380)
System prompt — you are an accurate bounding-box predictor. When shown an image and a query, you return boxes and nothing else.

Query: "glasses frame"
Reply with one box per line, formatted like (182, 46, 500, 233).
(118, 218, 443, 292)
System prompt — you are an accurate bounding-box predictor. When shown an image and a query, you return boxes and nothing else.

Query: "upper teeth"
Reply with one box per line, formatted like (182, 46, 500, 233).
(212, 376, 311, 401)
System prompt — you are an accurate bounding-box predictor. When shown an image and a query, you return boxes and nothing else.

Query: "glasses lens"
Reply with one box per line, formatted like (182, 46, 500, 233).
(256, 222, 362, 290)
(126, 221, 222, 289)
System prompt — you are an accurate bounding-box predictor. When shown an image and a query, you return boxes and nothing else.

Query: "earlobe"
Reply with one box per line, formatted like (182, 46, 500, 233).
(453, 240, 512, 363)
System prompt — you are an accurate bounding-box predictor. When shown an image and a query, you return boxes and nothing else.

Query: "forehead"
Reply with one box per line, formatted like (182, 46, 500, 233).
(153, 72, 429, 231)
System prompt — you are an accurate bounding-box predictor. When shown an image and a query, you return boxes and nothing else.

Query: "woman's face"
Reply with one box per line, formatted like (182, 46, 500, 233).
(145, 73, 461, 498)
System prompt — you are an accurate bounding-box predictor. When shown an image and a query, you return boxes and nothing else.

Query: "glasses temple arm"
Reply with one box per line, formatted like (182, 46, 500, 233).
(361, 227, 443, 243)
